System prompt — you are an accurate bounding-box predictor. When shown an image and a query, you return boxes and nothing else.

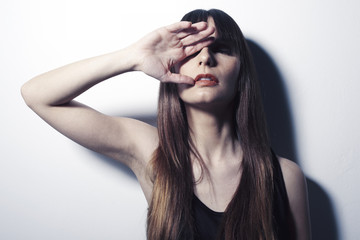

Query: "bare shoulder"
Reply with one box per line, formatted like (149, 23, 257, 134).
(278, 157, 305, 188)
(277, 156, 307, 208)
(278, 156, 312, 240)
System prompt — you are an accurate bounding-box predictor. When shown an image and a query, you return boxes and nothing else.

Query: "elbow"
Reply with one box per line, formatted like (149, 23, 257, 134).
(21, 81, 31, 107)
(21, 81, 34, 108)
(21, 79, 41, 109)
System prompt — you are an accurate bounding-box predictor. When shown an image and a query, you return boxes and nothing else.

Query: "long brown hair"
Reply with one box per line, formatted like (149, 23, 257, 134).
(147, 9, 275, 240)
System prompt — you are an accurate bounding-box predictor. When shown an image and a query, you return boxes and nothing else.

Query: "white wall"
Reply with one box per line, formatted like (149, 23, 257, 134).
(1, 0, 359, 239)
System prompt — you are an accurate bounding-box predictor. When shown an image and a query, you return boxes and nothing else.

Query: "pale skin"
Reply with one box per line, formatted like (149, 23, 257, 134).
(21, 18, 311, 239)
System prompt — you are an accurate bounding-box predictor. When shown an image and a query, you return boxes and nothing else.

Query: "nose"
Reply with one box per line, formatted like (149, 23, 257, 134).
(198, 47, 216, 67)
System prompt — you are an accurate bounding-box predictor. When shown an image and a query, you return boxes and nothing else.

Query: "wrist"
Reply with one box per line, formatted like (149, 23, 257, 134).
(119, 43, 145, 73)
(99, 46, 140, 78)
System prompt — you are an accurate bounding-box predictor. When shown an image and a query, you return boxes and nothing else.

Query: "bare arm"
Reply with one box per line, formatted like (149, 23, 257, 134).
(21, 47, 154, 165)
(279, 157, 312, 240)
(21, 21, 215, 199)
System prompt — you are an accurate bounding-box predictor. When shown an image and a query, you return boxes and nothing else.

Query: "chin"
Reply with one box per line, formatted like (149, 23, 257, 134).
(182, 97, 235, 111)
(180, 93, 215, 105)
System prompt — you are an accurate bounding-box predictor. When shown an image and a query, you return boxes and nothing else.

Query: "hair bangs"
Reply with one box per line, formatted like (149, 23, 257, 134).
(181, 9, 242, 57)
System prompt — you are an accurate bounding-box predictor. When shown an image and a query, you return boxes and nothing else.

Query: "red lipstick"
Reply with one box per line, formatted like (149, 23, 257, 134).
(194, 74, 219, 86)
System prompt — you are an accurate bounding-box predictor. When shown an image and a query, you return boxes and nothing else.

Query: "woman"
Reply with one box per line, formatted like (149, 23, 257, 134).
(21, 9, 310, 240)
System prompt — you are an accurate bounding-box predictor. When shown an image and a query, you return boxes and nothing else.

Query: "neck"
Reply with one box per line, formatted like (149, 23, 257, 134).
(185, 104, 241, 165)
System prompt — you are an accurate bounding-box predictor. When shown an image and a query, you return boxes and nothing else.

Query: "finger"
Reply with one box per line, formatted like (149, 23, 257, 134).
(176, 22, 209, 39)
(183, 37, 214, 56)
(180, 25, 215, 46)
(191, 21, 209, 31)
(162, 72, 195, 85)
(165, 21, 192, 33)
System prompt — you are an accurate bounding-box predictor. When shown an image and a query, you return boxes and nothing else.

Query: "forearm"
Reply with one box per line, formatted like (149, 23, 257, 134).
(21, 21, 214, 109)
(21, 46, 138, 108)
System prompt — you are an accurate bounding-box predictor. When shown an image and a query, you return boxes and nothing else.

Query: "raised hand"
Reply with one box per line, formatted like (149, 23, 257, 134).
(21, 21, 215, 109)
(132, 21, 215, 84)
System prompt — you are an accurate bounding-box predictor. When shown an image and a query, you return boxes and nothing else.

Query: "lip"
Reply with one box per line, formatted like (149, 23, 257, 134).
(194, 74, 219, 86)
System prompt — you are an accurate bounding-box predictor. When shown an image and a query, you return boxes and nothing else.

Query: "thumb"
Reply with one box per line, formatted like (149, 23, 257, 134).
(162, 72, 195, 85)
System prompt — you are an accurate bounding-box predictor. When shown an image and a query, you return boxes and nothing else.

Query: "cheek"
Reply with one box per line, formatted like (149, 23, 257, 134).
(225, 61, 241, 86)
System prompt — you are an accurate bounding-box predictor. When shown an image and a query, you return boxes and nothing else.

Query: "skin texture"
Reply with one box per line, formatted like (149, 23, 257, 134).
(21, 18, 311, 239)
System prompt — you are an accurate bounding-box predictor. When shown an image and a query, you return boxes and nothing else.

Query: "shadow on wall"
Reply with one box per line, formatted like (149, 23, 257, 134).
(247, 39, 339, 240)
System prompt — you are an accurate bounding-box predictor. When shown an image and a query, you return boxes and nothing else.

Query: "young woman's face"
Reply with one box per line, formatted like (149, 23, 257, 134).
(176, 17, 241, 110)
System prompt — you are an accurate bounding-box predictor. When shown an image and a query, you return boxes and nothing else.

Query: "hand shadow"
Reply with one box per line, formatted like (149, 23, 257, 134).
(247, 39, 339, 239)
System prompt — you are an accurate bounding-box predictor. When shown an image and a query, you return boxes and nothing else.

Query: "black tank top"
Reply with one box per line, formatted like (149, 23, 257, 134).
(192, 152, 295, 240)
